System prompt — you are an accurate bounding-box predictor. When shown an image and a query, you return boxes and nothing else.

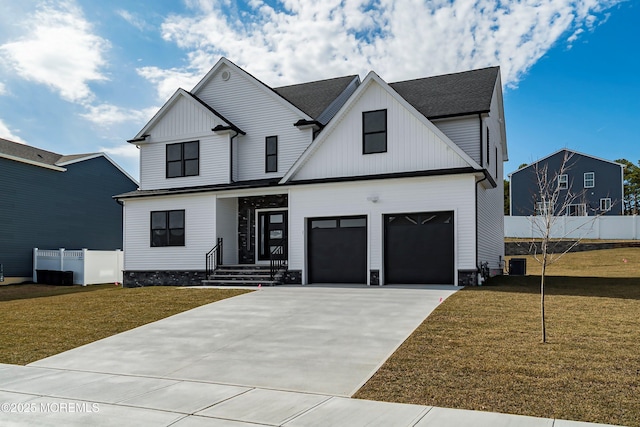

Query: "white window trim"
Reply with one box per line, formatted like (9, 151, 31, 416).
(584, 172, 595, 188)
(558, 174, 568, 190)
(600, 198, 612, 212)
(567, 204, 587, 217)
(535, 201, 552, 216)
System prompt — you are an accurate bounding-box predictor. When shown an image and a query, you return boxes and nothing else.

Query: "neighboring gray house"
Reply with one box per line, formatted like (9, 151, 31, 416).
(116, 58, 508, 287)
(0, 138, 138, 283)
(509, 149, 624, 216)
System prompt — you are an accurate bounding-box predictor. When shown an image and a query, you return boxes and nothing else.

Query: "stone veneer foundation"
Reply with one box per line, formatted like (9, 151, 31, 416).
(123, 271, 205, 287)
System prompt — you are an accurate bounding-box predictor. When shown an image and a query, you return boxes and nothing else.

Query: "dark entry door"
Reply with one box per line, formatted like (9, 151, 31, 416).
(308, 216, 367, 284)
(384, 211, 454, 284)
(258, 211, 287, 261)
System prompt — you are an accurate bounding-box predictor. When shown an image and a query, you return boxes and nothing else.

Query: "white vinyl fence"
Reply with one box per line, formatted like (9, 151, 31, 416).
(33, 248, 123, 285)
(505, 216, 640, 240)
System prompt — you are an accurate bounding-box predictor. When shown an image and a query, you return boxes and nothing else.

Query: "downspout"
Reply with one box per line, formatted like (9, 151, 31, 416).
(475, 173, 489, 285)
(478, 114, 484, 166)
(229, 131, 239, 183)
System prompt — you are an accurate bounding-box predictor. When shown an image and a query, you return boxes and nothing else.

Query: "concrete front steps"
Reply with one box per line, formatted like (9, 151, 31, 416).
(201, 264, 286, 286)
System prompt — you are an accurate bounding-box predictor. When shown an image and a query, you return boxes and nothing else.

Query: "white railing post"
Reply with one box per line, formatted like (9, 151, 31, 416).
(59, 248, 65, 271)
(33, 248, 38, 282)
(82, 248, 88, 286)
(116, 249, 123, 284)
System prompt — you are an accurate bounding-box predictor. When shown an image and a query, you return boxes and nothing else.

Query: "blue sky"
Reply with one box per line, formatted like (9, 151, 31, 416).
(0, 0, 637, 181)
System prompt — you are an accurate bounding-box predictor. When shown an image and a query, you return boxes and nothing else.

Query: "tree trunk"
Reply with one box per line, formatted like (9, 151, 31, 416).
(541, 260, 546, 343)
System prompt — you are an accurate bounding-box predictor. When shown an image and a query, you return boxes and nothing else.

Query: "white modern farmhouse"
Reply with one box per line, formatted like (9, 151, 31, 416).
(117, 57, 507, 287)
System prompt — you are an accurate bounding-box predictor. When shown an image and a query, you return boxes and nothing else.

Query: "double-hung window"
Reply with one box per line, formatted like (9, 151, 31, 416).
(584, 172, 595, 188)
(535, 201, 552, 216)
(166, 141, 199, 178)
(558, 174, 568, 190)
(265, 136, 278, 173)
(151, 210, 185, 247)
(363, 109, 387, 154)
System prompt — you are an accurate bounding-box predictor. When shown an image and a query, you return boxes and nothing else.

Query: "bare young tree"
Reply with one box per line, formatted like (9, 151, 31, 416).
(528, 151, 609, 343)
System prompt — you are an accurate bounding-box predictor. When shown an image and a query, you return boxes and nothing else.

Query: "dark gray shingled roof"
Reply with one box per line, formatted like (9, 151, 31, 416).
(0, 137, 97, 166)
(0, 137, 63, 165)
(274, 75, 359, 119)
(389, 66, 500, 119)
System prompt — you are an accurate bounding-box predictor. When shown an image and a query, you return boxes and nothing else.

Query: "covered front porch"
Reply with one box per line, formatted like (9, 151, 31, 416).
(207, 193, 294, 285)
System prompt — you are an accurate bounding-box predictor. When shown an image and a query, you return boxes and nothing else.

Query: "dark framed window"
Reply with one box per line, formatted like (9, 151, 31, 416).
(151, 210, 185, 247)
(363, 109, 387, 154)
(265, 136, 278, 173)
(167, 141, 199, 178)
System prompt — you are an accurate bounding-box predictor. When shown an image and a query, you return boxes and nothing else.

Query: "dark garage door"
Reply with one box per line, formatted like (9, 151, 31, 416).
(308, 216, 367, 284)
(384, 211, 454, 284)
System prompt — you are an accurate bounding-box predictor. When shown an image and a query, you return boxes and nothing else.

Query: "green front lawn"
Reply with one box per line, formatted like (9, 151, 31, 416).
(356, 270, 640, 427)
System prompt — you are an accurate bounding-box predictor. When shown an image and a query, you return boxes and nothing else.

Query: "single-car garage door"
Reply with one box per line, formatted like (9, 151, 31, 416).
(308, 216, 367, 284)
(384, 211, 454, 284)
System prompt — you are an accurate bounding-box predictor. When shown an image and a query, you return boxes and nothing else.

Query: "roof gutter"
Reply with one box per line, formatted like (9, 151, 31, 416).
(126, 134, 149, 143)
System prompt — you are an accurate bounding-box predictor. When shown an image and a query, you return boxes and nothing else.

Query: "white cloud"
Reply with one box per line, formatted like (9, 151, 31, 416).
(0, 82, 6, 96)
(137, 66, 202, 100)
(0, 0, 109, 103)
(0, 118, 27, 143)
(100, 143, 139, 159)
(140, 0, 625, 92)
(116, 9, 149, 32)
(80, 103, 158, 128)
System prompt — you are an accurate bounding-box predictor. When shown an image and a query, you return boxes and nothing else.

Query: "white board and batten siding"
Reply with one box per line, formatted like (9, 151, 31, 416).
(291, 80, 471, 181)
(432, 116, 481, 164)
(193, 63, 314, 182)
(123, 194, 217, 271)
(139, 94, 231, 191)
(288, 175, 478, 285)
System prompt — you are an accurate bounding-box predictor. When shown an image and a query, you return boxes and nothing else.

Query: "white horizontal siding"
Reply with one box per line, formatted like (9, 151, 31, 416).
(123, 194, 217, 271)
(194, 63, 314, 181)
(289, 175, 477, 284)
(477, 80, 505, 270)
(139, 134, 230, 190)
(433, 117, 481, 164)
(477, 184, 505, 270)
(292, 81, 470, 181)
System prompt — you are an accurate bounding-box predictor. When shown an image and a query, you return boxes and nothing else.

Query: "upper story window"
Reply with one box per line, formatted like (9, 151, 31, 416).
(584, 172, 595, 188)
(558, 174, 568, 190)
(265, 136, 278, 173)
(167, 141, 199, 178)
(363, 109, 387, 154)
(151, 210, 185, 247)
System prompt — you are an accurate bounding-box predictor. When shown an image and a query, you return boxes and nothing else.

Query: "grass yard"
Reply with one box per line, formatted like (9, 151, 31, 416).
(356, 248, 640, 427)
(506, 247, 640, 277)
(0, 284, 249, 365)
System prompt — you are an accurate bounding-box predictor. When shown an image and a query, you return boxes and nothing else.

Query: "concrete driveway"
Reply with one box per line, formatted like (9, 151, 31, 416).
(31, 285, 457, 396)
(0, 285, 620, 426)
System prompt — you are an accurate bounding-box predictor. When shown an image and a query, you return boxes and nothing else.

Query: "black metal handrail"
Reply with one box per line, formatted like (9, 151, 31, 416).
(205, 238, 223, 279)
(269, 237, 287, 280)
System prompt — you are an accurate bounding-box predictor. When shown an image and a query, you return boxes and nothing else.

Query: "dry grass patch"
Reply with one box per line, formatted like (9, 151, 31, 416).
(506, 247, 640, 277)
(356, 276, 640, 427)
(0, 285, 250, 365)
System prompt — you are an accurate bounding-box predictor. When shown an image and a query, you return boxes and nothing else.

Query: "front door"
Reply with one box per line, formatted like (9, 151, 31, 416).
(257, 211, 288, 261)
